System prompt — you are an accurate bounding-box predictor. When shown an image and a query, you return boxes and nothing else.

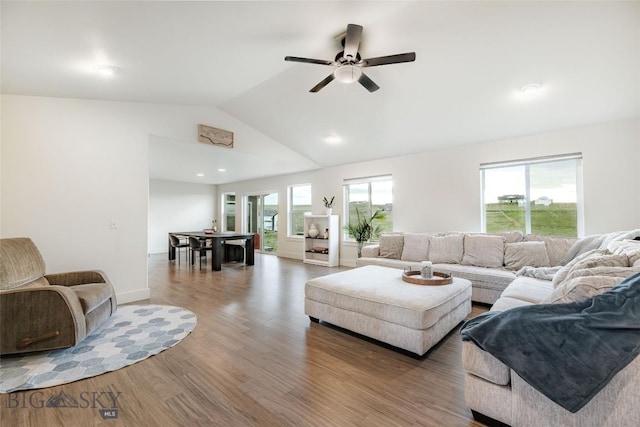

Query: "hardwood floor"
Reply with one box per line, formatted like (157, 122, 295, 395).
(1, 254, 489, 427)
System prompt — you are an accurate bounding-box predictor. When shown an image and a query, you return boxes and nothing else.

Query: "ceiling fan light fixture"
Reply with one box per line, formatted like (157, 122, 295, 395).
(334, 65, 362, 84)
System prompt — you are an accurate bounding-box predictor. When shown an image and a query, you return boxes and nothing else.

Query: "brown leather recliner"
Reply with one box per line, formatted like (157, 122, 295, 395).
(0, 237, 117, 355)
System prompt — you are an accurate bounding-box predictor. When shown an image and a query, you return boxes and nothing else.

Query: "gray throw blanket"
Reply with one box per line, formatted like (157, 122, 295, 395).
(460, 272, 640, 413)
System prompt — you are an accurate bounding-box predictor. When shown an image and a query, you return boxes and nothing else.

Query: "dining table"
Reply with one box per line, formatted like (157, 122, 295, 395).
(168, 231, 255, 271)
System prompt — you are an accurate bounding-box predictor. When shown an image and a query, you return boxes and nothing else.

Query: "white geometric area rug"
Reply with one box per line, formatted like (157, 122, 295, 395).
(0, 305, 196, 393)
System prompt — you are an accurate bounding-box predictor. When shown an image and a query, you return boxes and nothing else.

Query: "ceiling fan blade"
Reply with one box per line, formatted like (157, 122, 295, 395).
(343, 24, 363, 61)
(362, 52, 416, 67)
(358, 72, 380, 93)
(310, 73, 336, 93)
(285, 56, 335, 66)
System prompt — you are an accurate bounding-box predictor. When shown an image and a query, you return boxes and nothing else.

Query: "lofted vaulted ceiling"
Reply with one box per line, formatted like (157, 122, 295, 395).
(2, 1, 639, 184)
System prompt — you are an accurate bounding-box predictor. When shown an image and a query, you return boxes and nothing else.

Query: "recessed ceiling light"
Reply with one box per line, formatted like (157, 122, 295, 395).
(95, 65, 120, 77)
(324, 134, 341, 144)
(218, 168, 226, 172)
(196, 173, 204, 177)
(520, 83, 543, 94)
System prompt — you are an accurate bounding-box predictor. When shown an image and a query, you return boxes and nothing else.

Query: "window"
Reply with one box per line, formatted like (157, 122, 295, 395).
(343, 175, 393, 241)
(480, 153, 583, 237)
(288, 184, 311, 237)
(222, 193, 236, 232)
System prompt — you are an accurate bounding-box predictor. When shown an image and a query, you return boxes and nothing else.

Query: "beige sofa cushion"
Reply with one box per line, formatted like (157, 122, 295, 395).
(500, 276, 554, 304)
(504, 241, 550, 270)
(525, 234, 577, 266)
(462, 234, 505, 268)
(378, 234, 404, 259)
(543, 275, 624, 304)
(360, 244, 380, 258)
(401, 233, 431, 262)
(428, 234, 464, 264)
(433, 264, 516, 293)
(356, 257, 421, 270)
(491, 296, 533, 312)
(491, 230, 524, 244)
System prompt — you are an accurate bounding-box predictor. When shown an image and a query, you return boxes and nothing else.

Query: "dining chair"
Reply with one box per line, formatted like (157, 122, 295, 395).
(170, 234, 190, 265)
(189, 236, 213, 270)
(223, 239, 246, 262)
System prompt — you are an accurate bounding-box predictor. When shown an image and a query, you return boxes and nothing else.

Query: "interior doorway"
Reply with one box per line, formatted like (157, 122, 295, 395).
(246, 192, 278, 253)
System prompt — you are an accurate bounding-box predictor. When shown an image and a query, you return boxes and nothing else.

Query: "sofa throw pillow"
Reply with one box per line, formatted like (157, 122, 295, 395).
(543, 275, 624, 304)
(490, 230, 524, 244)
(462, 234, 505, 268)
(378, 234, 404, 259)
(428, 234, 464, 264)
(504, 241, 550, 270)
(525, 234, 577, 267)
(401, 233, 431, 262)
(551, 249, 609, 288)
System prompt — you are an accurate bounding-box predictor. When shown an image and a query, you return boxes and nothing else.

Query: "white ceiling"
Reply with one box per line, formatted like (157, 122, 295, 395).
(2, 1, 639, 184)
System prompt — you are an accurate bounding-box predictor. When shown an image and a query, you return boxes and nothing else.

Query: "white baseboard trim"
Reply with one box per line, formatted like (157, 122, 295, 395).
(117, 288, 151, 304)
(276, 250, 302, 260)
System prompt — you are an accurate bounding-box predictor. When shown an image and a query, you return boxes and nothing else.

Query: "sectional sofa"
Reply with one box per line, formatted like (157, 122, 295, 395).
(462, 237, 640, 426)
(356, 231, 578, 304)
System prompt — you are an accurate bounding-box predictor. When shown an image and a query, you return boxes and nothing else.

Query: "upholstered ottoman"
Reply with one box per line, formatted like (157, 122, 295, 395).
(305, 265, 472, 355)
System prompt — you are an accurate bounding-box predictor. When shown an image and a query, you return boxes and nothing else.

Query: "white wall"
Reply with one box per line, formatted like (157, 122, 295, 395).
(218, 118, 640, 266)
(148, 179, 216, 254)
(1, 94, 287, 303)
(2, 94, 637, 280)
(1, 96, 151, 303)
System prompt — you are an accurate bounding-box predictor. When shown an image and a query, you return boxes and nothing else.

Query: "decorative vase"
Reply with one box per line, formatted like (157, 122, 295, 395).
(308, 223, 319, 238)
(323, 228, 329, 239)
(325, 208, 332, 215)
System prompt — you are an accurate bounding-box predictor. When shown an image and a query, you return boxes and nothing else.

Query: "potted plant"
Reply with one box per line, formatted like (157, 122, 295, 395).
(344, 208, 386, 257)
(323, 196, 335, 215)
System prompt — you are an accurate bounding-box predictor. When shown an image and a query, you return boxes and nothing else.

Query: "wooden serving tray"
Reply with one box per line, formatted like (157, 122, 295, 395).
(402, 270, 453, 286)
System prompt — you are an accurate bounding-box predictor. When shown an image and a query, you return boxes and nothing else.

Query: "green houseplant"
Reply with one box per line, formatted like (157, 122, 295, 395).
(344, 208, 387, 257)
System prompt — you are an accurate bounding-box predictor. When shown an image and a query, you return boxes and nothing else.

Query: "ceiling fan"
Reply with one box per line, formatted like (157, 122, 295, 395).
(285, 24, 416, 93)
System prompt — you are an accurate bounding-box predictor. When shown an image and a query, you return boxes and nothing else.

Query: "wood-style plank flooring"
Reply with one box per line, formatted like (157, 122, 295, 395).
(1, 253, 489, 427)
